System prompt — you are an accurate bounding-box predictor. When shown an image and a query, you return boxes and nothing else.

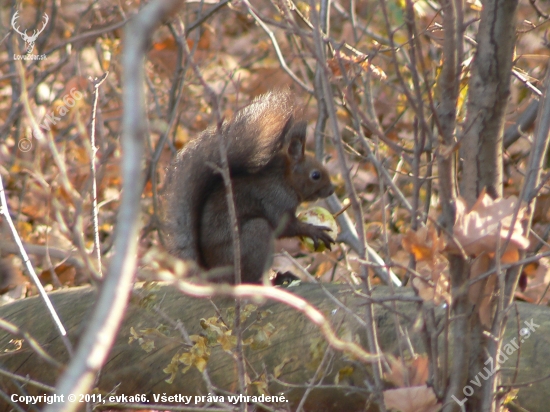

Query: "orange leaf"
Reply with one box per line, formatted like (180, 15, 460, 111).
(39, 263, 76, 286)
(402, 226, 445, 266)
(152, 37, 177, 51)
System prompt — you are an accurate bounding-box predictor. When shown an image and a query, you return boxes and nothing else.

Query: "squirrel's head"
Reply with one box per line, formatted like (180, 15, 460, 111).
(285, 121, 334, 201)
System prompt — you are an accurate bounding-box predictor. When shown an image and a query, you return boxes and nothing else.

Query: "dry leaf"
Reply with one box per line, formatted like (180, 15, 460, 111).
(533, 193, 550, 223)
(335, 365, 355, 385)
(39, 263, 76, 286)
(383, 385, 441, 412)
(273, 358, 294, 379)
(178, 335, 210, 373)
(402, 226, 445, 267)
(469, 254, 496, 327)
(448, 190, 529, 259)
(466, 0, 483, 11)
(516, 258, 550, 304)
(0, 259, 24, 295)
(149, 37, 178, 74)
(411, 259, 451, 305)
(385, 355, 430, 387)
(327, 55, 387, 79)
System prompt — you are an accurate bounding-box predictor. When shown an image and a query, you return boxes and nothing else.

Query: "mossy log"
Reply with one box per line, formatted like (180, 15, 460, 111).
(0, 283, 549, 411)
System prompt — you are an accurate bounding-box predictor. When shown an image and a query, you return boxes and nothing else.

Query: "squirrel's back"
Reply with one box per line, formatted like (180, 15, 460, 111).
(163, 90, 298, 264)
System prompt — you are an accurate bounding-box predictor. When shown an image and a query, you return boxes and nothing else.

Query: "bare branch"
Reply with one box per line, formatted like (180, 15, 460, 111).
(43, 2, 182, 410)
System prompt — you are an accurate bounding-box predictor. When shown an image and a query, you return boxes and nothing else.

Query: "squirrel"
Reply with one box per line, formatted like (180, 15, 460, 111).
(163, 90, 335, 283)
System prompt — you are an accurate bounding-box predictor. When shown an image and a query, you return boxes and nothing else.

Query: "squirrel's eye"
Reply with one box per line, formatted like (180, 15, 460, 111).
(310, 170, 321, 180)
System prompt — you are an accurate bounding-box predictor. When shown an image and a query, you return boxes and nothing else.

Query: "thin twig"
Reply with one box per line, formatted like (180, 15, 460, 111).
(89, 72, 109, 277)
(0, 174, 73, 356)
(242, 0, 313, 94)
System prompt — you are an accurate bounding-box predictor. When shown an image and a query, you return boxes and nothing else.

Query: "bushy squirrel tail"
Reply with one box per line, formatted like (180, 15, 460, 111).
(163, 90, 297, 264)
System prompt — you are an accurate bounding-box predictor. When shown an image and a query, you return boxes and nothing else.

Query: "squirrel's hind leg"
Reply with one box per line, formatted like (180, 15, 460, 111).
(201, 217, 273, 284)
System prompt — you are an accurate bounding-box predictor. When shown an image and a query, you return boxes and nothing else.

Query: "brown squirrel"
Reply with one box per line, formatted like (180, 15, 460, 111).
(163, 90, 335, 283)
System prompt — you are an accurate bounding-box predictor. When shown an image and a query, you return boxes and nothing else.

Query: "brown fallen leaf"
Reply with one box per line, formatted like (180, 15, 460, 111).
(515, 257, 550, 304)
(385, 355, 430, 387)
(402, 226, 446, 268)
(383, 385, 441, 412)
(411, 259, 451, 305)
(327, 54, 387, 79)
(468, 254, 496, 327)
(447, 189, 529, 259)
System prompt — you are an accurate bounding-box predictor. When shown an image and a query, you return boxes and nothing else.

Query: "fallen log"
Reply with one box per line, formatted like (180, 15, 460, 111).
(0, 283, 548, 411)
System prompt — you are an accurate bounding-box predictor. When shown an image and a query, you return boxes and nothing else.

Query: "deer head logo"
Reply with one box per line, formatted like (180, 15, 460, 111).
(11, 11, 49, 54)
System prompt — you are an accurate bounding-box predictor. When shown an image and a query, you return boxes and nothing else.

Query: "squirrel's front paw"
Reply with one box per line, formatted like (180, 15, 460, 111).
(306, 225, 335, 250)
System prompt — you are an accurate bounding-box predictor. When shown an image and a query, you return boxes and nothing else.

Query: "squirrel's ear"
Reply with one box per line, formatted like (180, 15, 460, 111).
(279, 115, 294, 145)
(286, 120, 307, 161)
